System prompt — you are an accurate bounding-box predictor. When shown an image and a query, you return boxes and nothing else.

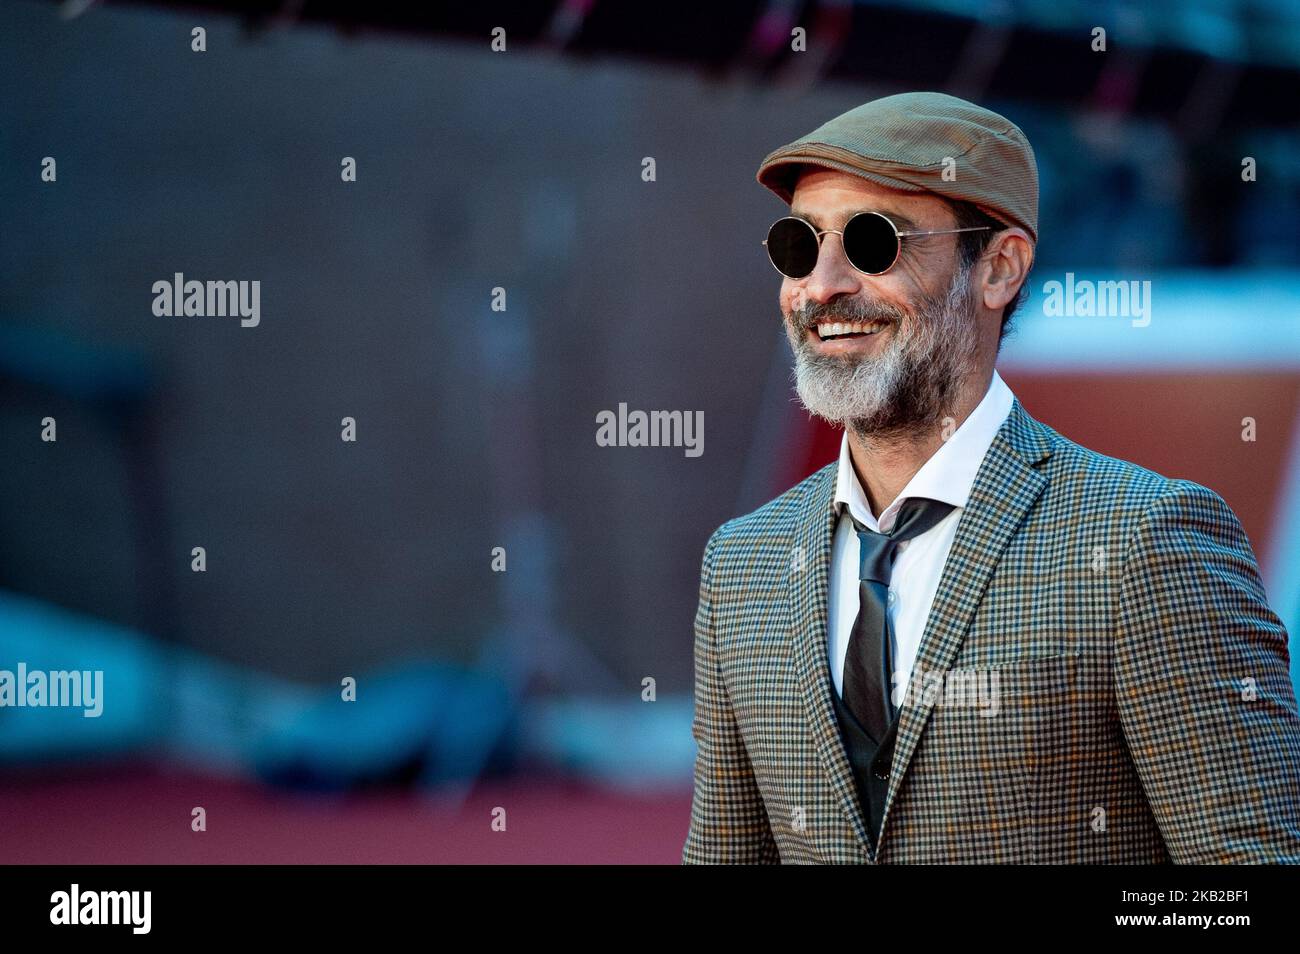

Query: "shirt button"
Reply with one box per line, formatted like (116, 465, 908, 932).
(887, 590, 897, 607)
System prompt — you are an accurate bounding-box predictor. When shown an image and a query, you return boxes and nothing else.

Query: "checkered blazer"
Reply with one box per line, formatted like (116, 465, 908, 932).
(683, 397, 1300, 864)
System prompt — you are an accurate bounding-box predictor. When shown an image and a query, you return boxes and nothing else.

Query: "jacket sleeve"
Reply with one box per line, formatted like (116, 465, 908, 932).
(1115, 478, 1300, 863)
(682, 524, 780, 864)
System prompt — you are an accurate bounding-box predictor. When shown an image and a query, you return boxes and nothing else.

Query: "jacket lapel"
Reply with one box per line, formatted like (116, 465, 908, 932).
(787, 462, 876, 855)
(876, 397, 1054, 849)
(787, 397, 1057, 861)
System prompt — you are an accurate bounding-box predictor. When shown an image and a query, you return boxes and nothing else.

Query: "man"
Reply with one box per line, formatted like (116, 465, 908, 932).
(682, 91, 1300, 864)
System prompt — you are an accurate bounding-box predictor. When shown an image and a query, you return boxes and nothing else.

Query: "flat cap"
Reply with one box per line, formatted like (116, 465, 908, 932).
(756, 91, 1038, 243)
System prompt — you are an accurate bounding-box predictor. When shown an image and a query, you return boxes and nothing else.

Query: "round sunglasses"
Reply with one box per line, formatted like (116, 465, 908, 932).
(762, 211, 990, 279)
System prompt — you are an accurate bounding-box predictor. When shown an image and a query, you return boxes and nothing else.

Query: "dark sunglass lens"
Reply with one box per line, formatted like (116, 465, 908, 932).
(843, 212, 900, 274)
(766, 218, 819, 278)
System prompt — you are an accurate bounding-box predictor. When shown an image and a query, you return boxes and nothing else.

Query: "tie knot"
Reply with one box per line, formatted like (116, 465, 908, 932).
(852, 497, 955, 584)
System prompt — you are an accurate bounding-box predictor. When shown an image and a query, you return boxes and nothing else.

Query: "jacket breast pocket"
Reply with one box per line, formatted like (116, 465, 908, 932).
(908, 652, 1088, 862)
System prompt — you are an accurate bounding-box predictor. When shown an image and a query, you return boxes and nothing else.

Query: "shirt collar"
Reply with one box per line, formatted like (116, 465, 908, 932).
(832, 368, 1016, 532)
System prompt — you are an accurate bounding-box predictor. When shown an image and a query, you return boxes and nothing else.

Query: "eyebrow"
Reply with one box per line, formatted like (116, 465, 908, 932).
(790, 207, 921, 232)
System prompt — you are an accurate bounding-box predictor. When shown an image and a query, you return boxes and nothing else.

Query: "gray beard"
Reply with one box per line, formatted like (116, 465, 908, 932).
(787, 261, 982, 440)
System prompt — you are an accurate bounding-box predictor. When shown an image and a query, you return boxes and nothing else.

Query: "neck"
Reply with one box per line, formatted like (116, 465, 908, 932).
(846, 368, 994, 518)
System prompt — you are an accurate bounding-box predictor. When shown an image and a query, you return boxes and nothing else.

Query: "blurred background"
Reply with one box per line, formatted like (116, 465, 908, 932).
(2, 0, 1299, 863)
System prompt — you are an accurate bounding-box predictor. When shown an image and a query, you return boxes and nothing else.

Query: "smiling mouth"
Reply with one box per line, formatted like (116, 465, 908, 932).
(813, 319, 889, 341)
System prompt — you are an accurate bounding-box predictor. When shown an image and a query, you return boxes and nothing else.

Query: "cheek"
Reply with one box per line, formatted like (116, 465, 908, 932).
(888, 261, 939, 304)
(871, 276, 927, 319)
(782, 282, 807, 316)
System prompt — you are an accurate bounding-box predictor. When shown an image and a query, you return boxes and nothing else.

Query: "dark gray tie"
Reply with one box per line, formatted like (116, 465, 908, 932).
(842, 497, 956, 744)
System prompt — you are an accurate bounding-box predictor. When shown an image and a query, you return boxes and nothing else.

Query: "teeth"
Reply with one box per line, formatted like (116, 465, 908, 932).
(816, 320, 887, 340)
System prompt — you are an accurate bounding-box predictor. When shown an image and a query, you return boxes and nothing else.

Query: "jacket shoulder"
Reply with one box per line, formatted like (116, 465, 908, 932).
(1022, 411, 1240, 531)
(705, 462, 835, 557)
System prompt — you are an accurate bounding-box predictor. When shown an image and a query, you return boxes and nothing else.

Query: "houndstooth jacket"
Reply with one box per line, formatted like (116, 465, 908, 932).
(683, 396, 1300, 864)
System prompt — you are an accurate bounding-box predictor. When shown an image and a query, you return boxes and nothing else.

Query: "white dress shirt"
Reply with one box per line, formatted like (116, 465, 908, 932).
(828, 369, 1015, 705)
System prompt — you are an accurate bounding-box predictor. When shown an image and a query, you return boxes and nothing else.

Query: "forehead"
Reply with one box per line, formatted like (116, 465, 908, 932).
(789, 167, 950, 228)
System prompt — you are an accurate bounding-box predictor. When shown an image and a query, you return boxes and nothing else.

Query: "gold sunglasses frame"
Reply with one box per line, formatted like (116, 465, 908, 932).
(762, 210, 991, 278)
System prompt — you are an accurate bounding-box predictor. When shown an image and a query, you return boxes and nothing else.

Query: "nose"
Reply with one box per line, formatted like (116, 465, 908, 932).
(799, 232, 863, 305)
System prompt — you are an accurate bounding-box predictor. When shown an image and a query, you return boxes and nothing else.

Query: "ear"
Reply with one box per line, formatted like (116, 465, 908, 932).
(979, 227, 1034, 313)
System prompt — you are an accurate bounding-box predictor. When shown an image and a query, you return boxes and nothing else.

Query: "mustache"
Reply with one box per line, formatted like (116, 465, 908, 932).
(788, 299, 907, 334)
